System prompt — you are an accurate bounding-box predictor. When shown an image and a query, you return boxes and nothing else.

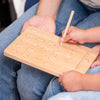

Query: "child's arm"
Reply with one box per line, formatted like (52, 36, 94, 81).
(61, 26, 100, 44)
(85, 27, 100, 43)
(82, 73, 100, 91)
(59, 71, 100, 92)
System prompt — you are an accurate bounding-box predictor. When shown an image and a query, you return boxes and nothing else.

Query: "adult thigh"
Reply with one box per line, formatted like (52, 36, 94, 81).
(0, 3, 38, 100)
(17, 64, 54, 100)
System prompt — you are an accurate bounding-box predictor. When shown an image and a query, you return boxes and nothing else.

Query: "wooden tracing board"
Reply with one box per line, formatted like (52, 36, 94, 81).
(4, 27, 99, 77)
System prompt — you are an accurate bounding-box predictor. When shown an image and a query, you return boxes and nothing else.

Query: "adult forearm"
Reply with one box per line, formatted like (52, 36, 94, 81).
(82, 73, 100, 91)
(36, 0, 62, 21)
(85, 27, 100, 43)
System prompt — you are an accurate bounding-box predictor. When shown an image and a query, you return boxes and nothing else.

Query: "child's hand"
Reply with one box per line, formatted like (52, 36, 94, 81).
(91, 45, 100, 68)
(61, 26, 86, 44)
(59, 71, 84, 92)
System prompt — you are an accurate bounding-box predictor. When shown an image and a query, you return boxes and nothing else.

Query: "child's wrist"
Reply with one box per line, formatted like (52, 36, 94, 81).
(81, 29, 89, 44)
(84, 29, 90, 42)
(84, 29, 97, 43)
(75, 73, 87, 91)
(81, 74, 91, 91)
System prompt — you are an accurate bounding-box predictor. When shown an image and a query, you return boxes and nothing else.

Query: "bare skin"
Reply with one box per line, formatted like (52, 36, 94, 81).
(59, 71, 100, 92)
(61, 26, 100, 43)
(21, 16, 56, 34)
(59, 71, 84, 92)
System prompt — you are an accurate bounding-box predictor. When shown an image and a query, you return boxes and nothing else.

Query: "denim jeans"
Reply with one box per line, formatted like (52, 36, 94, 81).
(0, 0, 100, 100)
(0, 4, 38, 100)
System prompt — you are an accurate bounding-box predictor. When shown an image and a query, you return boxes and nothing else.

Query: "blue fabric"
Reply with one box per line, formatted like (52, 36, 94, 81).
(25, 0, 39, 11)
(0, 3, 38, 100)
(49, 91, 100, 100)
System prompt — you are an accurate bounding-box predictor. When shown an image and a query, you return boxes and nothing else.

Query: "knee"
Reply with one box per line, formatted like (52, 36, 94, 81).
(17, 64, 41, 100)
(48, 77, 61, 94)
(17, 66, 34, 99)
(43, 77, 63, 100)
(17, 64, 53, 100)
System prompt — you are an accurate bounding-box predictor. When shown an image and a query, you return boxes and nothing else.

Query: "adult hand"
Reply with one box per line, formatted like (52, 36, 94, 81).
(21, 15, 56, 34)
(61, 26, 86, 44)
(91, 45, 100, 68)
(59, 71, 84, 92)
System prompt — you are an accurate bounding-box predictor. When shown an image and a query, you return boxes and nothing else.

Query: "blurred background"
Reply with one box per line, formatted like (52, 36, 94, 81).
(0, 0, 39, 32)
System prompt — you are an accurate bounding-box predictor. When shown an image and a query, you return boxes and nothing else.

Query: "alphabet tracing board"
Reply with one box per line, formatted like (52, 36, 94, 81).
(4, 27, 99, 77)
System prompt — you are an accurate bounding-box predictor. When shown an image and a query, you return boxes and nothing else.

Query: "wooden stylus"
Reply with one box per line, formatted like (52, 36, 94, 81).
(60, 11, 75, 45)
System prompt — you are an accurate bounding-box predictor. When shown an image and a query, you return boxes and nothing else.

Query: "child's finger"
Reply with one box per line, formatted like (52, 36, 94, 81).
(59, 73, 63, 83)
(62, 30, 65, 36)
(61, 35, 71, 42)
(68, 39, 77, 44)
(91, 61, 99, 68)
(91, 62, 97, 68)
(62, 29, 70, 36)
(92, 45, 100, 51)
(61, 28, 71, 43)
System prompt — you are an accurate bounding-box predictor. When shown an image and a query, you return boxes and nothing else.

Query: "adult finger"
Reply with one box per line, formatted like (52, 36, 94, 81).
(21, 23, 30, 33)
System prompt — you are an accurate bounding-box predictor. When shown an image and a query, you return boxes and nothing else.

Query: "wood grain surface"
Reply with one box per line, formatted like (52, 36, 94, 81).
(4, 27, 99, 77)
